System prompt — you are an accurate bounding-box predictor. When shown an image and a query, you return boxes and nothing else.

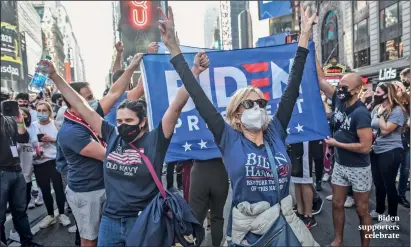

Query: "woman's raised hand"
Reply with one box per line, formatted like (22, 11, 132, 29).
(157, 6, 178, 49)
(300, 3, 317, 34)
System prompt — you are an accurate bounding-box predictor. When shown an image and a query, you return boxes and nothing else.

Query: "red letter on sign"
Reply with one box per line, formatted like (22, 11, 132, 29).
(130, 1, 150, 28)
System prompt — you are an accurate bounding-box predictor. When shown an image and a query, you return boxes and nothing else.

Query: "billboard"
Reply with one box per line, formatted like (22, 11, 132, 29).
(258, 0, 293, 20)
(119, 1, 163, 66)
(1, 1, 22, 81)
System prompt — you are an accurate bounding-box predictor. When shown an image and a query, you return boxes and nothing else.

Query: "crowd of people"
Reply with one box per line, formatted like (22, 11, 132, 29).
(0, 4, 409, 247)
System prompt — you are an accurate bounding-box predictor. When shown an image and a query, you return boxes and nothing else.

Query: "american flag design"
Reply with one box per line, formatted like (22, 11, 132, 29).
(107, 148, 145, 166)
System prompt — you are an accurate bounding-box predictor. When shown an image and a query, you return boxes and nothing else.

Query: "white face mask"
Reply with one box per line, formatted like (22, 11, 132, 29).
(240, 105, 270, 132)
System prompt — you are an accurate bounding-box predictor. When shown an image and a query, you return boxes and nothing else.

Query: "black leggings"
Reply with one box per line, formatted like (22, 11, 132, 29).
(189, 158, 228, 247)
(371, 148, 403, 217)
(166, 162, 182, 189)
(25, 182, 32, 211)
(309, 141, 324, 183)
(33, 160, 66, 216)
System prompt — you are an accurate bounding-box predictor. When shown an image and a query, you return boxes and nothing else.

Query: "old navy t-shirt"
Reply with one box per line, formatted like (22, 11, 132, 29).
(57, 103, 105, 192)
(219, 117, 291, 207)
(332, 93, 371, 167)
(101, 120, 170, 218)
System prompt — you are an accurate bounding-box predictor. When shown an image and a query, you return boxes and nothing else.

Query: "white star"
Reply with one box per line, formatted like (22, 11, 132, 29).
(183, 142, 192, 152)
(295, 123, 304, 133)
(198, 140, 207, 149)
(286, 128, 290, 134)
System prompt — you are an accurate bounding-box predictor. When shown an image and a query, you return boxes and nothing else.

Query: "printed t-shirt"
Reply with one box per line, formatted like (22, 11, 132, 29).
(332, 94, 371, 167)
(371, 105, 405, 154)
(104, 92, 127, 125)
(219, 117, 291, 207)
(57, 103, 105, 192)
(101, 120, 170, 218)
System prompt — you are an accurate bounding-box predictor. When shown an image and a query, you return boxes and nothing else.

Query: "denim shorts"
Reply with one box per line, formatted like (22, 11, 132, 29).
(97, 214, 138, 246)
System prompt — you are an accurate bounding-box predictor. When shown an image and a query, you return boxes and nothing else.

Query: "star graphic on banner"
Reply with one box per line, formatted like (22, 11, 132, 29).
(198, 140, 207, 149)
(183, 142, 192, 152)
(286, 128, 290, 134)
(295, 123, 304, 133)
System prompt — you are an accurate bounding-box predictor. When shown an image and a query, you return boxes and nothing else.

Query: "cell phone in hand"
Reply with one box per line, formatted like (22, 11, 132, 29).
(1, 100, 19, 116)
(37, 134, 45, 141)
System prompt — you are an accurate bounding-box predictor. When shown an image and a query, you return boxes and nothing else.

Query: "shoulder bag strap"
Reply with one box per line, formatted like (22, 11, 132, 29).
(263, 140, 282, 209)
(128, 142, 167, 200)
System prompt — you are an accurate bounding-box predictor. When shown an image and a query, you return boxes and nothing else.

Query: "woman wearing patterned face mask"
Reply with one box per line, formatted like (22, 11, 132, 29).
(370, 82, 407, 226)
(32, 101, 71, 229)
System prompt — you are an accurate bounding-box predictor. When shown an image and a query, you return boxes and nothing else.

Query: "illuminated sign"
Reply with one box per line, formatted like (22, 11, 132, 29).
(130, 1, 150, 29)
(323, 63, 346, 76)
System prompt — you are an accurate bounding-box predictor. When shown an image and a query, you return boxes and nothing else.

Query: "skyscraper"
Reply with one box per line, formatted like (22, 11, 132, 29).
(203, 3, 219, 48)
(229, 1, 246, 49)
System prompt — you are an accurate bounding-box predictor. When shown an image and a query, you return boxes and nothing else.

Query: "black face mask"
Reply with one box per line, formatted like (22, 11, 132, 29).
(373, 94, 386, 105)
(364, 96, 373, 105)
(336, 86, 355, 102)
(118, 123, 142, 143)
(19, 104, 28, 108)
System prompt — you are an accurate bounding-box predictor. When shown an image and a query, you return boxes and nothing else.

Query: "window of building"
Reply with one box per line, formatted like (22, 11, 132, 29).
(321, 10, 338, 64)
(380, 36, 403, 61)
(354, 19, 368, 41)
(380, 2, 401, 29)
(269, 14, 293, 35)
(354, 48, 370, 68)
(353, 1, 368, 12)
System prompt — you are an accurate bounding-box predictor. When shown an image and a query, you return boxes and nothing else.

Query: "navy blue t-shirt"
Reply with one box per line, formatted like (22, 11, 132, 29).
(101, 120, 170, 218)
(57, 104, 105, 192)
(104, 92, 127, 125)
(219, 117, 291, 207)
(332, 93, 371, 167)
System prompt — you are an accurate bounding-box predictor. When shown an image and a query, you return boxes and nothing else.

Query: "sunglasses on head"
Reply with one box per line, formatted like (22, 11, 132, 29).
(241, 99, 268, 109)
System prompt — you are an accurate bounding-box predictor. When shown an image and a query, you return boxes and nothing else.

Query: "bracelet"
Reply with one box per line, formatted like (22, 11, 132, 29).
(17, 122, 25, 127)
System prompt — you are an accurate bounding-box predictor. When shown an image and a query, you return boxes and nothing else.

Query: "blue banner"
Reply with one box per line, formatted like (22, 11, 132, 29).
(142, 41, 330, 163)
(256, 33, 289, 47)
(259, 1, 293, 20)
(157, 42, 218, 54)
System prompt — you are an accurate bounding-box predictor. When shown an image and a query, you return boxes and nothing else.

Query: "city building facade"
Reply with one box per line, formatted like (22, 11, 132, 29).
(33, 2, 65, 77)
(249, 0, 410, 86)
(56, 3, 85, 82)
(17, 1, 42, 92)
(219, 1, 247, 50)
(204, 3, 220, 49)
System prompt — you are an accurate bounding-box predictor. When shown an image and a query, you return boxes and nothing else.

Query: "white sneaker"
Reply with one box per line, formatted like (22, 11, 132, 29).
(58, 214, 71, 226)
(9, 230, 20, 242)
(322, 173, 330, 182)
(28, 198, 35, 209)
(370, 210, 381, 220)
(68, 225, 77, 233)
(35, 197, 44, 206)
(39, 215, 57, 229)
(326, 195, 333, 201)
(344, 196, 355, 208)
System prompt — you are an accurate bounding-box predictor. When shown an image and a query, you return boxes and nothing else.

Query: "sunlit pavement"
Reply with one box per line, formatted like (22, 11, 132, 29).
(6, 174, 410, 246)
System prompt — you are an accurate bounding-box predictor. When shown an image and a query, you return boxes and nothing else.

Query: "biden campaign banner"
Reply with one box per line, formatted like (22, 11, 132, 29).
(157, 42, 218, 54)
(142, 41, 330, 163)
(259, 0, 293, 20)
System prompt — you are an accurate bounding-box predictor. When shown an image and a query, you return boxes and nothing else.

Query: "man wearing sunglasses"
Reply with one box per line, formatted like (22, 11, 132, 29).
(316, 57, 373, 247)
